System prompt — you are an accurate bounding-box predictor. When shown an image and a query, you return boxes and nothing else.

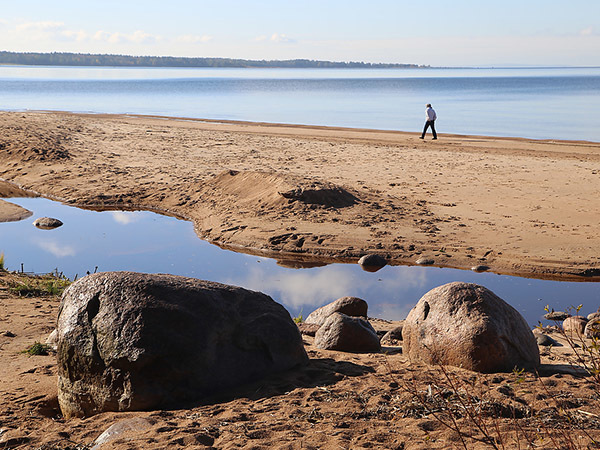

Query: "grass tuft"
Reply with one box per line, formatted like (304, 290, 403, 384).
(21, 342, 52, 356)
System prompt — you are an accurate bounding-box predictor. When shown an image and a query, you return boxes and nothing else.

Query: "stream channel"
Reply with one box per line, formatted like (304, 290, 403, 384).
(1, 196, 599, 326)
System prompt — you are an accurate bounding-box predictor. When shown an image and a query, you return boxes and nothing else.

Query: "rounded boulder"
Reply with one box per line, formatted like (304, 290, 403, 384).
(403, 282, 540, 373)
(56, 271, 308, 418)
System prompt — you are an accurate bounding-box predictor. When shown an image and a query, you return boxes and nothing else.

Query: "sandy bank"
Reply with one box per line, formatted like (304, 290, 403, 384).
(1, 111, 600, 280)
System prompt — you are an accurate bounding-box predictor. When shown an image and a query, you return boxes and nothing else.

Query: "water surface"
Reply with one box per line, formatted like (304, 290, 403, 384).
(1, 66, 599, 141)
(1, 197, 598, 326)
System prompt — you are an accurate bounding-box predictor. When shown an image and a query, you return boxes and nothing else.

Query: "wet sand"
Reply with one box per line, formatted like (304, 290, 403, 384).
(1, 111, 600, 279)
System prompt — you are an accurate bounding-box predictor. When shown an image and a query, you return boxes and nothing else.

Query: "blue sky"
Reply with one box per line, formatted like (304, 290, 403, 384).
(0, 0, 598, 66)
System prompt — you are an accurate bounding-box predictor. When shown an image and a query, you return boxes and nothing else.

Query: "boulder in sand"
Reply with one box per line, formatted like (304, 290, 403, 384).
(584, 318, 600, 339)
(403, 282, 540, 373)
(305, 296, 368, 326)
(56, 271, 308, 418)
(315, 313, 381, 352)
(562, 316, 588, 337)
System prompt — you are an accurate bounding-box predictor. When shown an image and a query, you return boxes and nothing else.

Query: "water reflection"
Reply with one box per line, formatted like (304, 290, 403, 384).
(1, 197, 599, 326)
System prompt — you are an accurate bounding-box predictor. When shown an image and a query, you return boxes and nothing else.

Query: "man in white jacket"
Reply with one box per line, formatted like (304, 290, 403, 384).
(420, 103, 437, 140)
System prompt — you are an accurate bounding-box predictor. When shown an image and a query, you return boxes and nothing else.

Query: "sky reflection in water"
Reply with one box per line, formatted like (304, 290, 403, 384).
(1, 197, 599, 326)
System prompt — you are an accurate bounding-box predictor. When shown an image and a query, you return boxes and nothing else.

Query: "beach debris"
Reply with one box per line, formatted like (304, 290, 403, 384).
(56, 271, 308, 418)
(403, 282, 540, 373)
(471, 265, 489, 272)
(91, 418, 155, 450)
(544, 311, 571, 321)
(562, 316, 588, 336)
(45, 329, 58, 351)
(315, 312, 381, 352)
(380, 324, 404, 345)
(305, 296, 368, 327)
(415, 257, 434, 265)
(584, 318, 600, 339)
(33, 217, 63, 229)
(357, 254, 387, 272)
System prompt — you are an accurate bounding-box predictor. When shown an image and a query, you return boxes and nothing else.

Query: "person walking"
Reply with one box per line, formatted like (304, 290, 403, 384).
(420, 103, 437, 140)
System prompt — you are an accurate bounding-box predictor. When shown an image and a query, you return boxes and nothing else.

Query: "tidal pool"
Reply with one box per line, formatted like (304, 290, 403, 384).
(1, 197, 599, 326)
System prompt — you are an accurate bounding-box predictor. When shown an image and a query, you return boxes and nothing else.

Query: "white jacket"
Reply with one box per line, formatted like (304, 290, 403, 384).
(426, 107, 437, 121)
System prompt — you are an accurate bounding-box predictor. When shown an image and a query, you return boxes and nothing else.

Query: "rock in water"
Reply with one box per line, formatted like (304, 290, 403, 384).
(33, 217, 63, 229)
(315, 313, 381, 352)
(305, 296, 368, 326)
(56, 272, 308, 418)
(357, 254, 387, 272)
(403, 282, 540, 373)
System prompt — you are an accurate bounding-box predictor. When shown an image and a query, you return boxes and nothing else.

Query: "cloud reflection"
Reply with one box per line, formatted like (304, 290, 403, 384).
(231, 263, 432, 320)
(111, 211, 139, 225)
(33, 238, 76, 257)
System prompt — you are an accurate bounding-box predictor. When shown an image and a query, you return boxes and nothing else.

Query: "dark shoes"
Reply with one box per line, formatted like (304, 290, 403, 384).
(419, 136, 424, 139)
(432, 137, 437, 140)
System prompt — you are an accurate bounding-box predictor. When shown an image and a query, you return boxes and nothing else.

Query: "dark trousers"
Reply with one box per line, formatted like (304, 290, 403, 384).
(421, 120, 437, 139)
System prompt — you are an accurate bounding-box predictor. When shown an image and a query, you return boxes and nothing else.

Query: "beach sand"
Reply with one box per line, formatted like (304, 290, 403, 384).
(1, 272, 599, 449)
(1, 111, 600, 279)
(1, 111, 600, 448)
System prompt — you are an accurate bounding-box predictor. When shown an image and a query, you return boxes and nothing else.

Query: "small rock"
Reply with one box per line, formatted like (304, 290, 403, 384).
(471, 265, 489, 272)
(380, 325, 404, 345)
(415, 257, 434, 265)
(33, 217, 63, 229)
(535, 333, 560, 347)
(588, 312, 600, 321)
(2, 331, 16, 337)
(305, 296, 368, 326)
(357, 254, 387, 272)
(315, 313, 381, 352)
(0, 429, 30, 447)
(562, 316, 588, 336)
(297, 322, 320, 337)
(584, 318, 600, 339)
(544, 311, 571, 321)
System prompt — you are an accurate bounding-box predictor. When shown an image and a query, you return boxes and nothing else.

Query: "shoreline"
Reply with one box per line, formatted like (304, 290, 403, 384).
(1, 111, 600, 281)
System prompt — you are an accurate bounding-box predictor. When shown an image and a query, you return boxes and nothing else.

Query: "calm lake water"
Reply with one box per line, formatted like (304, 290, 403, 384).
(0, 65, 599, 141)
(2, 197, 599, 326)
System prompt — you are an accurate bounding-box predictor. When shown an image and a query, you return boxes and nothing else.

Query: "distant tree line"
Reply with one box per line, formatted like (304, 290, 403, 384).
(0, 51, 427, 69)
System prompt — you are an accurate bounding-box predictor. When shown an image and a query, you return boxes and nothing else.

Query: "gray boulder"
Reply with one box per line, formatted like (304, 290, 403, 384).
(56, 271, 308, 418)
(403, 282, 540, 373)
(305, 296, 368, 327)
(358, 254, 387, 272)
(315, 313, 381, 352)
(544, 311, 571, 321)
(33, 217, 63, 229)
(381, 325, 404, 345)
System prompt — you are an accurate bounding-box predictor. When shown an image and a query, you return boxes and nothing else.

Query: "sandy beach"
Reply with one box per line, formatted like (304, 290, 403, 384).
(1, 111, 600, 448)
(1, 111, 600, 279)
(1, 270, 599, 449)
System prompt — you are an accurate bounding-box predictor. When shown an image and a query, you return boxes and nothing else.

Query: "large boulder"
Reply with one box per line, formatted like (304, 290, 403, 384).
(584, 318, 600, 339)
(56, 272, 308, 418)
(305, 296, 368, 326)
(314, 313, 381, 352)
(403, 282, 540, 373)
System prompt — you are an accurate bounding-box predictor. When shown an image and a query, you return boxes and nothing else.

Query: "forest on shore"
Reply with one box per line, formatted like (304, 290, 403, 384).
(0, 51, 426, 69)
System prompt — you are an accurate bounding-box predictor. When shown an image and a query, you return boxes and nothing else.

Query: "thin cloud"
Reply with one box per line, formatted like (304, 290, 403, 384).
(270, 33, 296, 44)
(176, 34, 213, 44)
(93, 30, 160, 45)
(111, 211, 139, 225)
(15, 21, 65, 32)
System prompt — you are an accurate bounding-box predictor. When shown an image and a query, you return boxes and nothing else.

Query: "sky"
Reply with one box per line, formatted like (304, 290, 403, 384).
(0, 0, 599, 67)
